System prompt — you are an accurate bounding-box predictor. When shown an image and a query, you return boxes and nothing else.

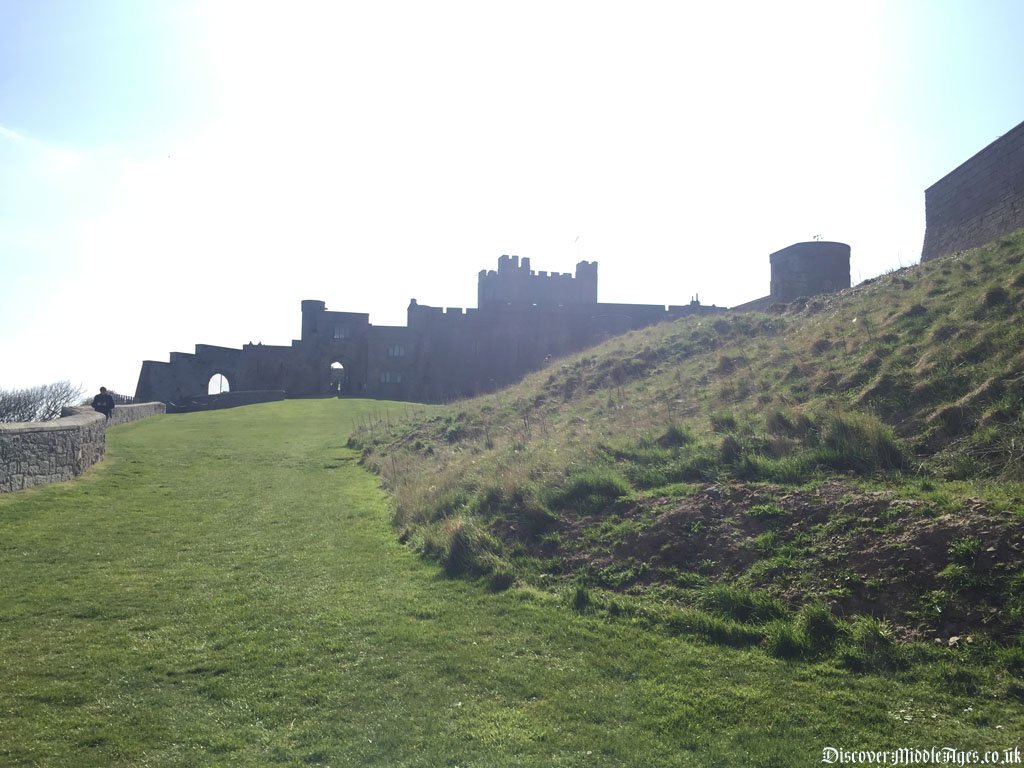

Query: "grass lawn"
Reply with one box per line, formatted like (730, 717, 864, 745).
(0, 399, 1020, 767)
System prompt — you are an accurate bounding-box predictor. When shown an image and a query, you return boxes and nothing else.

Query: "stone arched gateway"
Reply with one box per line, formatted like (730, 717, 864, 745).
(136, 345, 243, 406)
(207, 372, 232, 395)
(326, 356, 361, 395)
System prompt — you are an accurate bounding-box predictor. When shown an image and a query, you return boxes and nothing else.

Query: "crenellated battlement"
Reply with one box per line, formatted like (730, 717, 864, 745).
(478, 256, 598, 307)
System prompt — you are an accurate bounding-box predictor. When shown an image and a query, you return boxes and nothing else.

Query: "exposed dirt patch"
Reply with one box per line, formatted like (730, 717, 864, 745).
(513, 481, 1024, 641)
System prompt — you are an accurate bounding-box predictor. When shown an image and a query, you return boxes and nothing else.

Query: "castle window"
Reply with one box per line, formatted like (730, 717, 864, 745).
(387, 344, 405, 357)
(379, 371, 402, 384)
(334, 325, 350, 339)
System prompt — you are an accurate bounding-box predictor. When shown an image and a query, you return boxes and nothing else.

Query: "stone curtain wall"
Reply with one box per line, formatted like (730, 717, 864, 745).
(921, 120, 1024, 262)
(0, 402, 165, 493)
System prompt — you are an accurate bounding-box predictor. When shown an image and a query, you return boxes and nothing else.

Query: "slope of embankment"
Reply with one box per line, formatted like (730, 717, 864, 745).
(353, 229, 1024, 673)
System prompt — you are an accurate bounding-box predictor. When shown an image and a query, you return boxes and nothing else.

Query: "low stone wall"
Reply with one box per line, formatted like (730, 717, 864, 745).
(0, 402, 166, 494)
(166, 390, 286, 413)
(103, 402, 167, 426)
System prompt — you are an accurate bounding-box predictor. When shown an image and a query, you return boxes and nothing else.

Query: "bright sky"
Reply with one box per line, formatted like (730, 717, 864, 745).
(2, 0, 1023, 397)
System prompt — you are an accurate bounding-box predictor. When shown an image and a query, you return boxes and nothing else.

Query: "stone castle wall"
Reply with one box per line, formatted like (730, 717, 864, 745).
(135, 244, 853, 406)
(921, 120, 1024, 262)
(137, 256, 727, 405)
(0, 402, 165, 494)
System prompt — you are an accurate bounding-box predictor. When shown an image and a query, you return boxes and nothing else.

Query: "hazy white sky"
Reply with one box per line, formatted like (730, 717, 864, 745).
(1, 0, 1023, 396)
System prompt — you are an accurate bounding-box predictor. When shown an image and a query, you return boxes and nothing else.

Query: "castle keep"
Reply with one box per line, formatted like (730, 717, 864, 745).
(135, 244, 851, 406)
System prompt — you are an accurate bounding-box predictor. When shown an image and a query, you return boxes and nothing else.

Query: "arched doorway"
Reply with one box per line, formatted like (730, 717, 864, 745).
(208, 373, 231, 395)
(330, 362, 347, 394)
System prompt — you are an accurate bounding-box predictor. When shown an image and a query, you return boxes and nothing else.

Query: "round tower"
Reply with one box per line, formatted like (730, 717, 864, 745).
(769, 242, 851, 303)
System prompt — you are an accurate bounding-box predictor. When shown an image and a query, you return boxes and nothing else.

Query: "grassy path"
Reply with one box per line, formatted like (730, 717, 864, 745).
(0, 400, 1019, 766)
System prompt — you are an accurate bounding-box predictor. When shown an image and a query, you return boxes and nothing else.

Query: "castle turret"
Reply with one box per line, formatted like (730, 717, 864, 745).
(769, 242, 850, 303)
(301, 300, 326, 340)
(574, 260, 598, 303)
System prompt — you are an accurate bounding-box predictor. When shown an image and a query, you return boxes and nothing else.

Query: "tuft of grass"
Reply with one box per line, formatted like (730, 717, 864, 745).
(658, 422, 694, 447)
(719, 434, 744, 464)
(487, 568, 516, 592)
(838, 616, 906, 673)
(699, 585, 786, 624)
(571, 581, 592, 611)
(473, 483, 557, 539)
(815, 410, 910, 473)
(415, 515, 507, 579)
(545, 468, 633, 515)
(746, 502, 788, 520)
(795, 602, 842, 656)
(1000, 644, 1024, 679)
(763, 603, 842, 661)
(665, 607, 765, 648)
(764, 620, 810, 660)
(948, 536, 982, 566)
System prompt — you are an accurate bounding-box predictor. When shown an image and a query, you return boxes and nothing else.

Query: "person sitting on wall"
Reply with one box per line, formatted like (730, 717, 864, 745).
(91, 387, 116, 419)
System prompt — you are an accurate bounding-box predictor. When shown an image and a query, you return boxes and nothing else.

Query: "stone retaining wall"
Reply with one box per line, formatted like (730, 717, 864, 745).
(0, 402, 165, 494)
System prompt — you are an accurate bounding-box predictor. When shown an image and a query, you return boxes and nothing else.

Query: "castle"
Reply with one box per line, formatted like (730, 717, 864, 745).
(126, 118, 1024, 408)
(135, 243, 851, 406)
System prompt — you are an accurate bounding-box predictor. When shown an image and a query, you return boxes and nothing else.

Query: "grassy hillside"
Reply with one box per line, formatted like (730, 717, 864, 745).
(8, 400, 1024, 765)
(353, 230, 1024, 670)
